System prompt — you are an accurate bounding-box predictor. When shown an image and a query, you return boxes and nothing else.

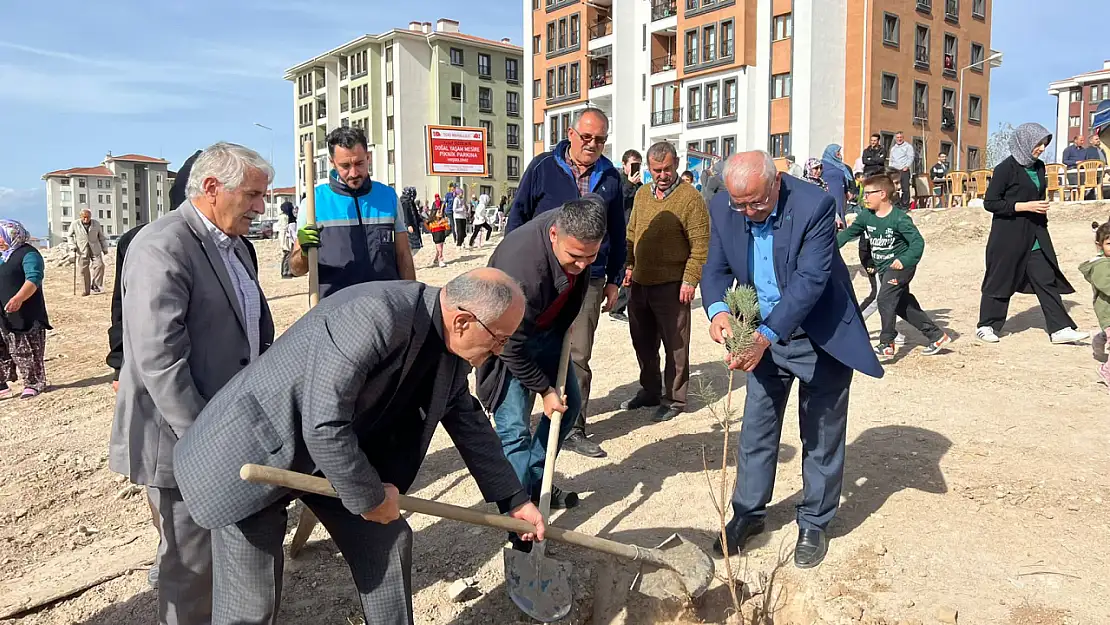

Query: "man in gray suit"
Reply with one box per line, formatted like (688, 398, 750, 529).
(67, 208, 108, 295)
(109, 142, 276, 625)
(174, 269, 546, 625)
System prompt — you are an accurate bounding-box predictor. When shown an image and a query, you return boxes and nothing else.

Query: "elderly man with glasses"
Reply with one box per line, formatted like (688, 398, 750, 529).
(701, 151, 883, 569)
(506, 108, 626, 459)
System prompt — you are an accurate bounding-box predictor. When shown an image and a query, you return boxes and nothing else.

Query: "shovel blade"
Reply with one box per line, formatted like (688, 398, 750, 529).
(503, 547, 573, 622)
(632, 535, 715, 600)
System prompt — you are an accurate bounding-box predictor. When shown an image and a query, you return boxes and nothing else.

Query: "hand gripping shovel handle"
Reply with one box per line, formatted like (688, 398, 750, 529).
(239, 464, 653, 565)
(537, 332, 574, 521)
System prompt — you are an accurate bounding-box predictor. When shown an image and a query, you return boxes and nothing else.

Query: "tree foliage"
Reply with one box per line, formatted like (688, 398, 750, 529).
(986, 122, 1015, 169)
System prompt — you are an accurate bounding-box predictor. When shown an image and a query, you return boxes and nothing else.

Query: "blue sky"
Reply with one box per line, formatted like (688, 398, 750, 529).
(0, 0, 1105, 237)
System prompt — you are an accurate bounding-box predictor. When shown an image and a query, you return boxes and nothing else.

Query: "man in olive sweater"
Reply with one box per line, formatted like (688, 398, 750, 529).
(837, 173, 951, 361)
(623, 142, 710, 422)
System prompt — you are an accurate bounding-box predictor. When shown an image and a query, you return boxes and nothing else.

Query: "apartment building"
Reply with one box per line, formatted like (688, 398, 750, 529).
(1047, 60, 1110, 161)
(285, 19, 525, 202)
(41, 153, 171, 247)
(525, 0, 993, 174)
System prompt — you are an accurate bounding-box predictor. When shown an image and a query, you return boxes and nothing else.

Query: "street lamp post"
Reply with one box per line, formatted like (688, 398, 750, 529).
(254, 122, 275, 218)
(956, 51, 1003, 170)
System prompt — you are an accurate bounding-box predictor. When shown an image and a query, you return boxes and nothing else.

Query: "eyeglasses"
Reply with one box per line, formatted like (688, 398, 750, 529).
(570, 128, 608, 146)
(458, 306, 509, 347)
(862, 189, 885, 197)
(728, 179, 778, 213)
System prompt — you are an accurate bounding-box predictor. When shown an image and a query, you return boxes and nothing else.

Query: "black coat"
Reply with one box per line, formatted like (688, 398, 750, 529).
(981, 156, 1074, 298)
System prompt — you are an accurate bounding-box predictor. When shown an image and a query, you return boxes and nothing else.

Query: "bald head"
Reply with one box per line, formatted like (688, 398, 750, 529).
(721, 151, 781, 222)
(79, 208, 92, 223)
(441, 268, 525, 366)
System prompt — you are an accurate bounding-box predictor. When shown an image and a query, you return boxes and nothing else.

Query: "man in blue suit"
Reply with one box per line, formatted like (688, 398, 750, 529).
(702, 151, 884, 568)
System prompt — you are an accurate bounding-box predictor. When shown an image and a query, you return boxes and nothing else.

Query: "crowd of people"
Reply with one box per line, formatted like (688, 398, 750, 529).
(1, 109, 1108, 624)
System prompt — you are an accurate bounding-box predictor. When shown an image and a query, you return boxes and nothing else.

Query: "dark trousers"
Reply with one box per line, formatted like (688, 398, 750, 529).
(468, 223, 492, 246)
(628, 281, 692, 410)
(211, 494, 414, 625)
(897, 169, 912, 208)
(733, 337, 853, 531)
(875, 266, 943, 345)
(610, 284, 630, 316)
(453, 218, 468, 246)
(977, 249, 1077, 335)
(568, 278, 606, 435)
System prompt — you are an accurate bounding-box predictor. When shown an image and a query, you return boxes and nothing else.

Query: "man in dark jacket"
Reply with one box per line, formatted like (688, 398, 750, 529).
(861, 134, 887, 176)
(477, 198, 606, 527)
(1062, 135, 1086, 168)
(506, 108, 625, 459)
(609, 149, 642, 322)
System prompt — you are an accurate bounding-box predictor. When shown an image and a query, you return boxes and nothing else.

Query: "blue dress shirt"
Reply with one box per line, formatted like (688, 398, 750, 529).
(706, 210, 781, 342)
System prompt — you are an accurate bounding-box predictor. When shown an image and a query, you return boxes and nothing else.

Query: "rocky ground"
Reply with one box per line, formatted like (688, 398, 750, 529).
(1, 204, 1108, 624)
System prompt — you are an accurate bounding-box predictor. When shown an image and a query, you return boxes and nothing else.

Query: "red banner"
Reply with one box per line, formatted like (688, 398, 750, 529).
(426, 125, 488, 176)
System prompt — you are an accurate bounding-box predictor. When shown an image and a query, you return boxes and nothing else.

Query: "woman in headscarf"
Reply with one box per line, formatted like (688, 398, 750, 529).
(279, 201, 297, 278)
(820, 144, 853, 228)
(803, 158, 828, 191)
(400, 187, 423, 257)
(0, 219, 51, 399)
(976, 122, 1087, 345)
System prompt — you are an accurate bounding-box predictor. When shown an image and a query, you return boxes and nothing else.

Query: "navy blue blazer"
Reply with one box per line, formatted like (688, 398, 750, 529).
(702, 175, 884, 379)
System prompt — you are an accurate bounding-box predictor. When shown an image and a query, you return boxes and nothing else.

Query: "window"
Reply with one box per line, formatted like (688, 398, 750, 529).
(60, 190, 72, 202)
(770, 133, 790, 158)
(507, 91, 520, 116)
(688, 85, 702, 121)
(506, 58, 519, 82)
(915, 25, 930, 68)
(913, 81, 928, 120)
(478, 53, 492, 78)
(704, 138, 718, 156)
(1070, 89, 1082, 103)
(972, 0, 985, 17)
(480, 120, 494, 145)
(546, 23, 556, 52)
(967, 146, 981, 170)
(1092, 86, 1101, 102)
(508, 155, 521, 179)
(450, 48, 464, 66)
(62, 222, 70, 233)
(387, 150, 394, 165)
(942, 87, 956, 128)
(685, 30, 698, 66)
(507, 123, 520, 147)
(569, 62, 580, 93)
(722, 136, 736, 156)
(720, 20, 734, 57)
(97, 179, 103, 189)
(385, 47, 393, 63)
(533, 35, 541, 54)
(1069, 115, 1081, 128)
(386, 115, 394, 131)
(943, 34, 957, 74)
(687, 141, 701, 153)
(882, 73, 898, 104)
(558, 18, 568, 48)
(702, 25, 716, 63)
(78, 178, 86, 188)
(1103, 84, 1109, 100)
(706, 82, 720, 118)
(386, 81, 393, 97)
(558, 66, 567, 95)
(883, 13, 899, 46)
(106, 225, 113, 235)
(773, 14, 793, 41)
(79, 193, 87, 203)
(533, 79, 542, 99)
(946, 0, 960, 21)
(772, 73, 792, 99)
(479, 87, 493, 111)
(452, 116, 464, 126)
(970, 42, 984, 72)
(546, 69, 556, 98)
(59, 179, 70, 186)
(534, 122, 544, 140)
(451, 82, 465, 100)
(98, 209, 104, 218)
(723, 78, 737, 116)
(968, 94, 982, 123)
(570, 14, 580, 46)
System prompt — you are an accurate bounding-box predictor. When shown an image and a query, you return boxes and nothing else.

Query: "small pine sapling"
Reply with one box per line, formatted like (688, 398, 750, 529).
(723, 285, 761, 356)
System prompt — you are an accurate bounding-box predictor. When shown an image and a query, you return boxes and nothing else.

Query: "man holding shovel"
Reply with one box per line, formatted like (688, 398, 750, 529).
(477, 197, 606, 548)
(174, 270, 545, 625)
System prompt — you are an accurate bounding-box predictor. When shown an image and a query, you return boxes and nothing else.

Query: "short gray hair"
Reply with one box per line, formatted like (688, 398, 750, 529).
(185, 142, 274, 198)
(573, 108, 609, 131)
(443, 271, 521, 322)
(555, 195, 607, 242)
(646, 141, 678, 164)
(722, 151, 778, 191)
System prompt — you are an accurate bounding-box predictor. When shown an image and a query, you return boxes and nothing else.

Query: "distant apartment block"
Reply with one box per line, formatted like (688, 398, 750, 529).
(285, 19, 525, 202)
(1048, 60, 1110, 161)
(525, 0, 993, 172)
(41, 153, 171, 247)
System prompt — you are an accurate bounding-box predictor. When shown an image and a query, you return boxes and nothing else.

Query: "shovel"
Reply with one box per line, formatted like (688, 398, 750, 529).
(240, 464, 715, 619)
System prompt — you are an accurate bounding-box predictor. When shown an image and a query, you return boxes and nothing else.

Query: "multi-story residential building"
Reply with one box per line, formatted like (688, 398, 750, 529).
(525, 0, 993, 174)
(41, 153, 171, 247)
(285, 19, 525, 203)
(1047, 60, 1110, 161)
(263, 186, 298, 219)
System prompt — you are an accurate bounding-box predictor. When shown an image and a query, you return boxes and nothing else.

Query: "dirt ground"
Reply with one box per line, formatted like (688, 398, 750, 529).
(1, 203, 1108, 625)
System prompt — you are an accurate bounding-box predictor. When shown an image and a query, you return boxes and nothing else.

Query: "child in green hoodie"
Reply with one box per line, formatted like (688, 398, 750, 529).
(1078, 221, 1110, 387)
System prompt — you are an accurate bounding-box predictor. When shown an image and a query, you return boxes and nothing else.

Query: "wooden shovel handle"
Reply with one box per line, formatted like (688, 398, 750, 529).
(240, 464, 647, 563)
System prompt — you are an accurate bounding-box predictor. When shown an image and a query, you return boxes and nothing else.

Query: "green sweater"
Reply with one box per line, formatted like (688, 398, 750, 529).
(1079, 255, 1110, 330)
(837, 208, 924, 273)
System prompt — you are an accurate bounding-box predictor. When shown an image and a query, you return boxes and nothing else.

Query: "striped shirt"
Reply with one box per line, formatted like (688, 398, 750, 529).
(192, 203, 261, 360)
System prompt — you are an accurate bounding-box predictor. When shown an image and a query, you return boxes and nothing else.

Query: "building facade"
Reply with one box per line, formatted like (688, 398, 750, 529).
(525, 0, 993, 174)
(1048, 60, 1110, 161)
(42, 154, 171, 247)
(285, 19, 525, 203)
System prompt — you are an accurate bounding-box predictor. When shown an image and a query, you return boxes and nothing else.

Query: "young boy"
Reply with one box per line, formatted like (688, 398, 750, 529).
(838, 173, 952, 360)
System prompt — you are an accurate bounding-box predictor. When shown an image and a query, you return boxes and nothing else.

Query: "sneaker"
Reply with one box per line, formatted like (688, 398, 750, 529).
(609, 312, 629, 323)
(20, 388, 39, 400)
(874, 343, 895, 362)
(1050, 328, 1090, 345)
(921, 333, 952, 356)
(976, 326, 1000, 343)
(438, 261, 447, 268)
(620, 395, 661, 410)
(562, 430, 606, 458)
(147, 563, 160, 589)
(530, 485, 579, 510)
(0, 385, 11, 400)
(652, 406, 683, 423)
(894, 332, 907, 346)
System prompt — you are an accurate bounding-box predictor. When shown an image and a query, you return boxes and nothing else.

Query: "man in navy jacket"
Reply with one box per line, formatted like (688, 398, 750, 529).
(701, 151, 883, 569)
(507, 108, 626, 459)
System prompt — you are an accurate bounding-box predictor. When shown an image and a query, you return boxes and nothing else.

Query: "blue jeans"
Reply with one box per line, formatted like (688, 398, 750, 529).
(492, 331, 581, 497)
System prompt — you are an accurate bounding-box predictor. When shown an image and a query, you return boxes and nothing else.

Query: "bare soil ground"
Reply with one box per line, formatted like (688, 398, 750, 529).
(2, 204, 1108, 625)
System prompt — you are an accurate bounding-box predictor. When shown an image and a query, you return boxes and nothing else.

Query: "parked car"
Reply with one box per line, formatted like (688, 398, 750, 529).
(246, 219, 275, 239)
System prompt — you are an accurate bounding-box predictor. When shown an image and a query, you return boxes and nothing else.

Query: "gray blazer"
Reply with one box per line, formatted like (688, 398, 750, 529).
(174, 282, 524, 530)
(109, 203, 275, 489)
(68, 218, 108, 256)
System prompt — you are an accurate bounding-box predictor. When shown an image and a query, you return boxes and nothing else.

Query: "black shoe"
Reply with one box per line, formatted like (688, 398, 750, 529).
(530, 485, 580, 510)
(562, 431, 607, 458)
(620, 395, 661, 410)
(712, 516, 765, 556)
(652, 406, 683, 422)
(609, 312, 629, 323)
(793, 528, 828, 569)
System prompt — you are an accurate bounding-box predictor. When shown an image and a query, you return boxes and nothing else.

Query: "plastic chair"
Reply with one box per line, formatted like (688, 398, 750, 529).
(1077, 160, 1105, 200)
(969, 170, 992, 199)
(1044, 163, 1071, 201)
(945, 171, 970, 208)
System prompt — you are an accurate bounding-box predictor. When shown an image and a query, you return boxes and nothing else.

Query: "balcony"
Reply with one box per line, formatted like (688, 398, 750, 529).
(590, 69, 613, 89)
(651, 107, 682, 126)
(915, 45, 930, 69)
(941, 107, 956, 130)
(317, 105, 327, 119)
(651, 0, 677, 20)
(945, 0, 959, 22)
(913, 103, 928, 123)
(651, 54, 677, 74)
(588, 19, 612, 41)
